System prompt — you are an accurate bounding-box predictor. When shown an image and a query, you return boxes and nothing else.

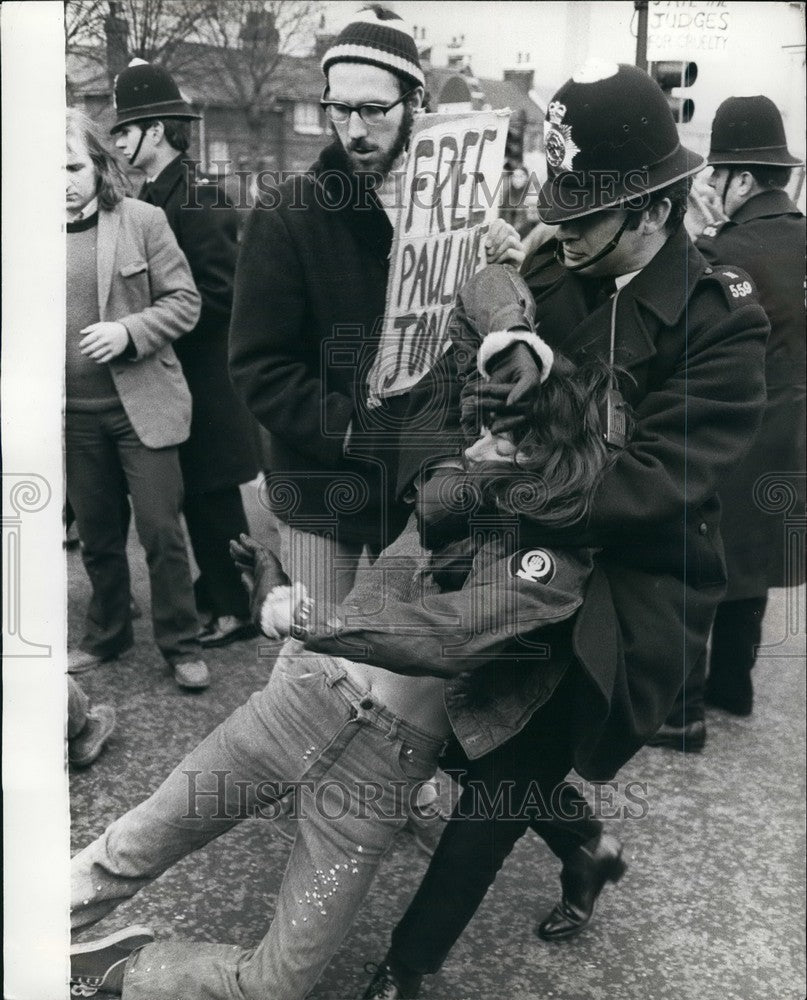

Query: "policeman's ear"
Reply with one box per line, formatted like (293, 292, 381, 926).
(641, 197, 672, 235)
(148, 120, 166, 146)
(734, 170, 756, 198)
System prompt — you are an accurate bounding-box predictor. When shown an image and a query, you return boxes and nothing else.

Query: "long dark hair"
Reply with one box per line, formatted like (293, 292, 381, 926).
(486, 355, 632, 528)
(66, 108, 130, 209)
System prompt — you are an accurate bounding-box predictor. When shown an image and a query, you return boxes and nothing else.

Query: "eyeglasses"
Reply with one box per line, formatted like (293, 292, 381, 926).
(320, 86, 418, 125)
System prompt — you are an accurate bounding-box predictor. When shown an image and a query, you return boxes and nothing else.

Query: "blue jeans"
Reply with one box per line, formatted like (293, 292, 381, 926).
(71, 643, 444, 1000)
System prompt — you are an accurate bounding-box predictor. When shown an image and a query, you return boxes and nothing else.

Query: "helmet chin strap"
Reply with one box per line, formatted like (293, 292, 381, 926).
(555, 214, 632, 272)
(719, 168, 736, 216)
(128, 124, 150, 168)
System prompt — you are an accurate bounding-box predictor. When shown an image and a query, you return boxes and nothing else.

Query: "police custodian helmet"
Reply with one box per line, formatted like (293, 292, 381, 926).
(110, 59, 200, 134)
(707, 95, 802, 167)
(538, 60, 705, 224)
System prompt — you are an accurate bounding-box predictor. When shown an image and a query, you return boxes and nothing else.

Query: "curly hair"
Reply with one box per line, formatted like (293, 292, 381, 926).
(66, 108, 130, 209)
(486, 355, 632, 528)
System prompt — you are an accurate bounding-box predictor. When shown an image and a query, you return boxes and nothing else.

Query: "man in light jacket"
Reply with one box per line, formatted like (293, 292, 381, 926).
(65, 109, 209, 690)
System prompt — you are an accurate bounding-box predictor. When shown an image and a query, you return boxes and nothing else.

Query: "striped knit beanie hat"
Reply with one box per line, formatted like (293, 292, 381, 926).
(321, 5, 425, 90)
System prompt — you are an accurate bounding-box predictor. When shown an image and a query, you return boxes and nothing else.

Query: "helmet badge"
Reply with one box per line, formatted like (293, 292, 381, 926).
(544, 101, 581, 172)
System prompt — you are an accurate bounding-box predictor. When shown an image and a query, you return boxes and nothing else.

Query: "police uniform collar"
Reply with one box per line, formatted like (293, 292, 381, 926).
(614, 269, 640, 290)
(731, 187, 801, 225)
(145, 154, 192, 203)
(625, 225, 704, 327)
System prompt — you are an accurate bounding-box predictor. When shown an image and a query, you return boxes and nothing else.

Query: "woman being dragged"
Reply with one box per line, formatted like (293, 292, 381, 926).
(70, 266, 629, 1000)
(235, 332, 630, 745)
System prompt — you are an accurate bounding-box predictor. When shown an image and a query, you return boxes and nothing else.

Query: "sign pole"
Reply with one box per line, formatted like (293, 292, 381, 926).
(635, 0, 648, 71)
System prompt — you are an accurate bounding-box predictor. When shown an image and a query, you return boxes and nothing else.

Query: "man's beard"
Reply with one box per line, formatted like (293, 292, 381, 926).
(332, 103, 415, 186)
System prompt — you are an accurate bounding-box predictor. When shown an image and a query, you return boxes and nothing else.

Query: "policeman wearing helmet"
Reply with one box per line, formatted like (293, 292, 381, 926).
(679, 97, 805, 722)
(359, 61, 771, 1000)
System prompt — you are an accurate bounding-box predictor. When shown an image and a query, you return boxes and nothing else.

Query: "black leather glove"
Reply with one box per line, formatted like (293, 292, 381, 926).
(484, 340, 542, 433)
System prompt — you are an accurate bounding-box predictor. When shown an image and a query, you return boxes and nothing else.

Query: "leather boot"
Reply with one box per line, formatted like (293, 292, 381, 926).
(536, 832, 627, 942)
(646, 718, 707, 752)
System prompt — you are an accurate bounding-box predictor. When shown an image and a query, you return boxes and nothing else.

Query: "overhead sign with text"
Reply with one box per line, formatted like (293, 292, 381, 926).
(366, 108, 510, 406)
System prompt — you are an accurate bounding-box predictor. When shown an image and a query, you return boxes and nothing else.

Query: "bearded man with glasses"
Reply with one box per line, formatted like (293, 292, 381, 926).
(228, 4, 523, 609)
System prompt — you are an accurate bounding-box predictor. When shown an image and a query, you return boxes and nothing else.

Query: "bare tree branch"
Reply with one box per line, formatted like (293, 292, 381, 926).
(190, 1, 321, 169)
(64, 0, 107, 46)
(66, 0, 323, 171)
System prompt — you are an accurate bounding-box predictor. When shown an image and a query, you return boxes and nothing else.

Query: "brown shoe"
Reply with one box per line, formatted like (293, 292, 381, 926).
(173, 658, 210, 690)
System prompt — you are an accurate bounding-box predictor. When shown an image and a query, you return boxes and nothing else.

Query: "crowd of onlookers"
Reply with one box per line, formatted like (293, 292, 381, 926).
(65, 9, 803, 999)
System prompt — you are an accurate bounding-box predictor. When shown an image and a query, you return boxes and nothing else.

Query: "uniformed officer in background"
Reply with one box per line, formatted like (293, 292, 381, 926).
(111, 62, 258, 662)
(653, 95, 805, 740)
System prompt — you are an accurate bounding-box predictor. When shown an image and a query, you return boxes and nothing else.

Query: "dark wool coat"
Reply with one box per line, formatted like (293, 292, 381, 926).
(394, 228, 769, 780)
(229, 143, 413, 549)
(517, 228, 768, 778)
(141, 157, 257, 494)
(696, 188, 806, 596)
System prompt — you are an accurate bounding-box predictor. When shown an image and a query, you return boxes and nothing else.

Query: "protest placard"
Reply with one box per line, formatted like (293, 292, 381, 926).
(366, 108, 510, 406)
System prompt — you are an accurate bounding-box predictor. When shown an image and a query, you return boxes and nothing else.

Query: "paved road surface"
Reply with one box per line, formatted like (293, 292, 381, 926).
(68, 482, 806, 1000)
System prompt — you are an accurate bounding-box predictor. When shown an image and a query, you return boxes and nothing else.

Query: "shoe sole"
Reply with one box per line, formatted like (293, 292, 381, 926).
(705, 697, 753, 716)
(174, 676, 211, 691)
(71, 925, 155, 957)
(67, 656, 117, 676)
(71, 925, 155, 993)
(199, 623, 257, 648)
(645, 736, 706, 752)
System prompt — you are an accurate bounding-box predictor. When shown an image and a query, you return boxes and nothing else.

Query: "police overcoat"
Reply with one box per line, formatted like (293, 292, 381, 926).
(391, 226, 769, 780)
(696, 188, 806, 596)
(141, 157, 257, 494)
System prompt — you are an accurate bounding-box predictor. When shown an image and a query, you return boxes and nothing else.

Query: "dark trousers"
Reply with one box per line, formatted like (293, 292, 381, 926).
(706, 595, 768, 710)
(666, 593, 766, 723)
(664, 647, 708, 726)
(183, 486, 250, 619)
(390, 666, 599, 975)
(65, 406, 201, 664)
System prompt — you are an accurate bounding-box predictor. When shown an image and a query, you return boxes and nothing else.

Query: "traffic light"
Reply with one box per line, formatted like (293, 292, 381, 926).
(650, 61, 698, 124)
(505, 108, 527, 170)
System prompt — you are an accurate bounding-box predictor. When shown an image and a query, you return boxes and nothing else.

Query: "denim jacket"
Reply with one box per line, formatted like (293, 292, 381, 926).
(304, 516, 593, 759)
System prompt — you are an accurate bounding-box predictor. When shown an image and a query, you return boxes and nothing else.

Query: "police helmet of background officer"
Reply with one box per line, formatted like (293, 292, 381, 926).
(537, 60, 705, 224)
(110, 58, 200, 135)
(707, 95, 802, 167)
